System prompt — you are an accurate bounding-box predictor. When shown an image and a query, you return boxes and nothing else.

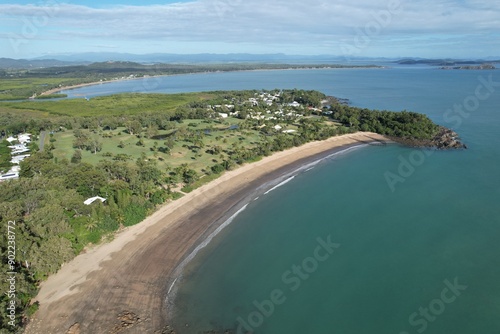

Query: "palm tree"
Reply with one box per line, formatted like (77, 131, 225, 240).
(85, 218, 99, 231)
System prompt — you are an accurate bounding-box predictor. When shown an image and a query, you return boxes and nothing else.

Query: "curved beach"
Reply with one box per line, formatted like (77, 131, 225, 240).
(40, 79, 124, 96)
(25, 132, 391, 334)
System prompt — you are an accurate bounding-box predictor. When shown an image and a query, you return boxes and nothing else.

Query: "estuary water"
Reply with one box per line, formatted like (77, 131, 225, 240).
(65, 67, 500, 333)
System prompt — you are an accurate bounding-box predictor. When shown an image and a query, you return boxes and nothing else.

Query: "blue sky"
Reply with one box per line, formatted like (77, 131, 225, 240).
(1, 0, 499, 59)
(3, 0, 188, 6)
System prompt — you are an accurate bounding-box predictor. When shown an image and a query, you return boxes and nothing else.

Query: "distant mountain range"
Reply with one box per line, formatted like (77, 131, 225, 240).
(0, 57, 90, 69)
(0, 53, 499, 69)
(30, 52, 374, 64)
(1, 53, 393, 69)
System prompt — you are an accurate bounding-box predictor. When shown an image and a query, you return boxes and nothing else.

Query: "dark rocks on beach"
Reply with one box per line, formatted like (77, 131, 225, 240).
(156, 325, 177, 334)
(391, 126, 467, 149)
(110, 311, 142, 333)
(66, 323, 80, 334)
(327, 96, 350, 105)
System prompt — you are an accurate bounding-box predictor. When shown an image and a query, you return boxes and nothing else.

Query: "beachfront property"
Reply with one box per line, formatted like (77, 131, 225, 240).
(287, 101, 301, 108)
(0, 133, 32, 181)
(205, 91, 314, 136)
(0, 172, 19, 181)
(84, 196, 107, 205)
(11, 154, 31, 164)
(206, 91, 306, 128)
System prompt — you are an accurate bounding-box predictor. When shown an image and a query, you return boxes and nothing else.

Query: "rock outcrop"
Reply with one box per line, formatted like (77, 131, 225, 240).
(391, 126, 467, 149)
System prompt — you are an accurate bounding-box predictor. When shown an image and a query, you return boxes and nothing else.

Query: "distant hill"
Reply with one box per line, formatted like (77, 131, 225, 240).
(396, 58, 500, 66)
(31, 52, 389, 65)
(1, 53, 388, 69)
(0, 58, 90, 69)
(4, 53, 499, 70)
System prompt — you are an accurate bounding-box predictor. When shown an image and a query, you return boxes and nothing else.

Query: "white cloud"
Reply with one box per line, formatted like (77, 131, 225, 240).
(0, 0, 499, 57)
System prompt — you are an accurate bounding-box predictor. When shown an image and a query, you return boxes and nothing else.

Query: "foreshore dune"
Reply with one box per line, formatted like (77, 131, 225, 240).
(25, 132, 392, 334)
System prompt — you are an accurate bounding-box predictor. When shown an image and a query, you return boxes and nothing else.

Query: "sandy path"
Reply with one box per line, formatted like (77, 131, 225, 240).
(25, 132, 391, 334)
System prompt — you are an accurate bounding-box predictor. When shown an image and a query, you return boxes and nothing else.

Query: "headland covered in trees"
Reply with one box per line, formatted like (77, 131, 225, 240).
(0, 85, 464, 333)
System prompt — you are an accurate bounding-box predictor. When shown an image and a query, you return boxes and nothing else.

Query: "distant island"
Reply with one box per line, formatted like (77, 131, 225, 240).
(439, 63, 496, 70)
(396, 58, 498, 70)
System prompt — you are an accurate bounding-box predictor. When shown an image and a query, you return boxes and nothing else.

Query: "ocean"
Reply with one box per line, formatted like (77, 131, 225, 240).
(64, 67, 500, 333)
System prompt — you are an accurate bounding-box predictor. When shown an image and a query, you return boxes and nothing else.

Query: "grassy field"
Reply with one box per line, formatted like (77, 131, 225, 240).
(0, 92, 218, 116)
(51, 120, 263, 173)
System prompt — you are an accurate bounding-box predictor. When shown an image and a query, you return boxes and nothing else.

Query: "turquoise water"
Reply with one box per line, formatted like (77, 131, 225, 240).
(67, 68, 500, 333)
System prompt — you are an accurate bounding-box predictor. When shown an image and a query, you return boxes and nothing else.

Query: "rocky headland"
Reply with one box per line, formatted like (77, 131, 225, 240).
(391, 126, 467, 149)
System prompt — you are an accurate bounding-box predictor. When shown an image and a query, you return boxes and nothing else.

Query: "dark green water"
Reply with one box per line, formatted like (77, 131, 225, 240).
(66, 68, 500, 333)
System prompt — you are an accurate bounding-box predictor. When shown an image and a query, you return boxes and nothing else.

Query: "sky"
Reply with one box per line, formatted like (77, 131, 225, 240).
(0, 0, 499, 59)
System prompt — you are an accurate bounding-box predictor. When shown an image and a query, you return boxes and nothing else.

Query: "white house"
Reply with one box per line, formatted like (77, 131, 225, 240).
(11, 147, 30, 155)
(11, 154, 30, 164)
(84, 196, 107, 205)
(9, 166, 21, 173)
(0, 173, 19, 182)
(8, 144, 26, 150)
(18, 134, 31, 144)
(218, 113, 228, 118)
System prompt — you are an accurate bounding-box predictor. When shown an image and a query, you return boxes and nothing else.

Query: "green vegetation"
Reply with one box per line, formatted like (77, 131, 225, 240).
(0, 140, 12, 173)
(34, 94, 67, 100)
(331, 104, 440, 139)
(0, 87, 444, 331)
(0, 92, 217, 117)
(0, 77, 78, 101)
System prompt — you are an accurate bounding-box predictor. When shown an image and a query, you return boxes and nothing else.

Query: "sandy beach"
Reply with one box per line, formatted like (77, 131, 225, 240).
(40, 80, 116, 96)
(25, 132, 392, 334)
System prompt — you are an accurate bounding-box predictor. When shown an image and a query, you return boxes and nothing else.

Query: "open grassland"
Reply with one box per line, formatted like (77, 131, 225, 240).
(51, 121, 263, 173)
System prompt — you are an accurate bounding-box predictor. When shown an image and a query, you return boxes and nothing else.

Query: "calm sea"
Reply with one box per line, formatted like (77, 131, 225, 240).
(65, 68, 500, 333)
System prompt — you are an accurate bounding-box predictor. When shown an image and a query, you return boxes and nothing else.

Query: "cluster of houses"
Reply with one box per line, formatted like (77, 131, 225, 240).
(0, 133, 32, 181)
(208, 91, 305, 133)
